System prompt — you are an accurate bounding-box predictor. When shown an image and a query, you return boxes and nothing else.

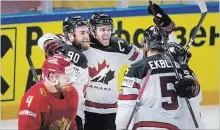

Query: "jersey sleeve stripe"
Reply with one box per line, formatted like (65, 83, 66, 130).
(133, 121, 179, 130)
(85, 100, 118, 109)
(129, 51, 139, 61)
(133, 82, 140, 89)
(120, 87, 139, 95)
(118, 94, 138, 100)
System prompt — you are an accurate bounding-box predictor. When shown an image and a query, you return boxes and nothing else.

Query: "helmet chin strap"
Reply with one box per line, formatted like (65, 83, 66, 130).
(45, 77, 63, 98)
(45, 77, 59, 86)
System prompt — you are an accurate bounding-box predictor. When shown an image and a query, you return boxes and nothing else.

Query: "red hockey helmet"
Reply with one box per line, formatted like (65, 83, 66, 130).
(42, 54, 75, 85)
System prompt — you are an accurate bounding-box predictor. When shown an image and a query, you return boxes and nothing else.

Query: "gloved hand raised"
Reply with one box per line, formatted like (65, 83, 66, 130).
(148, 3, 175, 33)
(43, 39, 64, 57)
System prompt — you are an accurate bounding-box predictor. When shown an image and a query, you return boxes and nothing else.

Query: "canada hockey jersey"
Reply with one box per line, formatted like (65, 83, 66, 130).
(83, 36, 144, 114)
(38, 33, 89, 119)
(116, 54, 193, 130)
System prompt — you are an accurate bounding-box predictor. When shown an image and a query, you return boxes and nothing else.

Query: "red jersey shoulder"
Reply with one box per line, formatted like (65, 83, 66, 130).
(21, 81, 49, 107)
(25, 81, 49, 98)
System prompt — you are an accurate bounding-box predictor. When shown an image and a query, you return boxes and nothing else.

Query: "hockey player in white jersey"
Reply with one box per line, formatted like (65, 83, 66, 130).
(148, 4, 205, 129)
(38, 16, 90, 130)
(83, 13, 144, 130)
(116, 26, 200, 130)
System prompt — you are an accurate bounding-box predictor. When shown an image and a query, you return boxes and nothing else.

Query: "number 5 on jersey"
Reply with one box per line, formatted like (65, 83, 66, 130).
(160, 76, 179, 110)
(26, 96, 34, 107)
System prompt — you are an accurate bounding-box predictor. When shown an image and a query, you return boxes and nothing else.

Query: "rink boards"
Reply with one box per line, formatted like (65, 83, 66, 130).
(1, 3, 219, 119)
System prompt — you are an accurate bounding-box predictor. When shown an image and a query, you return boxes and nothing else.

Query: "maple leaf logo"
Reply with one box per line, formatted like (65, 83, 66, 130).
(89, 60, 115, 84)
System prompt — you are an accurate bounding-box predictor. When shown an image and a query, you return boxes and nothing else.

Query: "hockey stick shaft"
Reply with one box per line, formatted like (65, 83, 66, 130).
(184, 0, 208, 63)
(185, 12, 207, 51)
(125, 69, 152, 130)
(26, 54, 39, 82)
(149, 1, 199, 128)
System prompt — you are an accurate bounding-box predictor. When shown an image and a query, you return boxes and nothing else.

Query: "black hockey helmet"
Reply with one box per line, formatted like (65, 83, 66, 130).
(89, 13, 114, 32)
(168, 42, 192, 64)
(63, 16, 89, 33)
(142, 26, 167, 51)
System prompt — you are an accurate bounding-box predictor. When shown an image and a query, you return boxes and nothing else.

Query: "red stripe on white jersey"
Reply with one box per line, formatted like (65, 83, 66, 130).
(118, 94, 138, 100)
(85, 100, 117, 109)
(133, 82, 140, 89)
(133, 121, 179, 130)
(129, 51, 139, 61)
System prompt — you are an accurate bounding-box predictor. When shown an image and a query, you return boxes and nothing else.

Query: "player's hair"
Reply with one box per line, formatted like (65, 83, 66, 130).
(89, 13, 115, 37)
(63, 16, 89, 35)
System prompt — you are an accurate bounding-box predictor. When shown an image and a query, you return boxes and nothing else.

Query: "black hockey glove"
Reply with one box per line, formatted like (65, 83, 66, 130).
(43, 39, 64, 57)
(168, 42, 192, 64)
(174, 76, 200, 99)
(148, 3, 175, 33)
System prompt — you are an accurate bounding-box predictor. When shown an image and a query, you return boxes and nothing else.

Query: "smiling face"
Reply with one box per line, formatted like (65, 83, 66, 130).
(95, 25, 112, 46)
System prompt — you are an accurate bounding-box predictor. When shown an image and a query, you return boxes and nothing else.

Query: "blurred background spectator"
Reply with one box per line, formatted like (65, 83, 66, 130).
(1, 0, 218, 15)
(1, 1, 41, 14)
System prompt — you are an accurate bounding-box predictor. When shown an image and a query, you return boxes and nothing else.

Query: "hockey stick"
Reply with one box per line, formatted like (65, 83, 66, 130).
(26, 54, 39, 82)
(149, 1, 199, 128)
(183, 0, 208, 63)
(125, 69, 152, 130)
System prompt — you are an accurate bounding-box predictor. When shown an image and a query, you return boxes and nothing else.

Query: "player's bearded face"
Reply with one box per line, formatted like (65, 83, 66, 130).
(73, 26, 90, 50)
(95, 25, 112, 46)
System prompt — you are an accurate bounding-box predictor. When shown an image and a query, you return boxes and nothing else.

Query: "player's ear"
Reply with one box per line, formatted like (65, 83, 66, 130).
(145, 42, 149, 51)
(48, 72, 57, 82)
(141, 40, 148, 52)
(68, 33, 74, 43)
(90, 29, 96, 39)
(92, 27, 99, 38)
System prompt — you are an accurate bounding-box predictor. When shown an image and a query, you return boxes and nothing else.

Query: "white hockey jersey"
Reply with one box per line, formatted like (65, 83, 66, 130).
(116, 54, 191, 130)
(83, 36, 144, 114)
(38, 33, 89, 120)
